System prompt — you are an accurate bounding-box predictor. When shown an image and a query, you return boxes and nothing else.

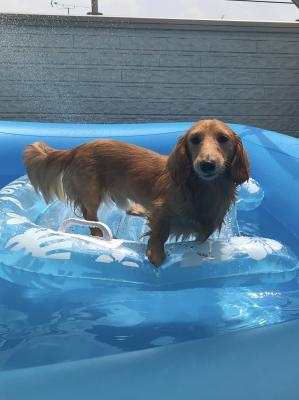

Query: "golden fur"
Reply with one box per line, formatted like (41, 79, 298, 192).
(23, 119, 250, 267)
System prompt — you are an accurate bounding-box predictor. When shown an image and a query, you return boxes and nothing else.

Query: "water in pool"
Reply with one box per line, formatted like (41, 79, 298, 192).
(0, 200, 299, 372)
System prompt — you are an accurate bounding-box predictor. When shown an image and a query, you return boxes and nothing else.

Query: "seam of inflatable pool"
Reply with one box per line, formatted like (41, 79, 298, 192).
(243, 138, 299, 160)
(0, 130, 186, 138)
(1, 130, 298, 159)
(261, 203, 299, 242)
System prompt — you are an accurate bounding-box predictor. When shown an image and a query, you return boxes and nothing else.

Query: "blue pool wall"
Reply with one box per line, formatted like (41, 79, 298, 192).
(1, 318, 299, 400)
(0, 120, 299, 399)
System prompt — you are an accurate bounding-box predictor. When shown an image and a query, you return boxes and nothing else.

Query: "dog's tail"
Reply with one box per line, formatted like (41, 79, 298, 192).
(23, 141, 71, 203)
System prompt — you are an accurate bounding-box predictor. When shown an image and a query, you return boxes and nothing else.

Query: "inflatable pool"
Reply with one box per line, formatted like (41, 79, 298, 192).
(0, 121, 298, 290)
(0, 120, 299, 399)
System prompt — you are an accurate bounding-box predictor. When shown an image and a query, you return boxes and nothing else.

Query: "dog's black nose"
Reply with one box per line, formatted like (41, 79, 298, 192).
(200, 161, 216, 173)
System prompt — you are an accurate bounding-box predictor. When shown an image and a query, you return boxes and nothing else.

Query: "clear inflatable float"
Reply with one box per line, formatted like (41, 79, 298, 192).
(0, 173, 297, 290)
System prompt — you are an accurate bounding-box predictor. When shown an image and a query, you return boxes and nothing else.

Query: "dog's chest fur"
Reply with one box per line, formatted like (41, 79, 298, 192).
(169, 176, 236, 240)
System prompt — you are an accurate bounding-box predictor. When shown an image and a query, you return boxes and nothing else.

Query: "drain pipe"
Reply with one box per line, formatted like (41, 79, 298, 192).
(87, 0, 103, 15)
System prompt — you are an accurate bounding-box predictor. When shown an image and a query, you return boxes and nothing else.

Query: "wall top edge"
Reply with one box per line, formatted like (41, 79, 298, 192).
(0, 13, 299, 33)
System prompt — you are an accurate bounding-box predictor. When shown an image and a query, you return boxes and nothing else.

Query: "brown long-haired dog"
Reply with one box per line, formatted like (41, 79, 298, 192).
(23, 119, 250, 267)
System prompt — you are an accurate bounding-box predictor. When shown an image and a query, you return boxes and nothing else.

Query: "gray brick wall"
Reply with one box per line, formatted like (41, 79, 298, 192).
(0, 14, 298, 136)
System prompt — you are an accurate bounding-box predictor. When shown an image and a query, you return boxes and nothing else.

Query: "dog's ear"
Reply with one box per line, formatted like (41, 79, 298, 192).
(167, 134, 191, 184)
(230, 135, 250, 184)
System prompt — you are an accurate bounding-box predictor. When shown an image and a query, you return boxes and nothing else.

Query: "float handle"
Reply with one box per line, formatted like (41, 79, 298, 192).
(58, 218, 113, 241)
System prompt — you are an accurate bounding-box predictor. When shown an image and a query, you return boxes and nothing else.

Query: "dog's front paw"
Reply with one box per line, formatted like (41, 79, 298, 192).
(146, 247, 166, 268)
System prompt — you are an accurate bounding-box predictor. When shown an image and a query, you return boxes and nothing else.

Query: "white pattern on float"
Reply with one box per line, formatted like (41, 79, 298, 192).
(230, 237, 282, 260)
(180, 237, 284, 267)
(0, 183, 25, 195)
(0, 196, 24, 209)
(5, 227, 72, 260)
(96, 254, 114, 263)
(122, 261, 140, 268)
(6, 213, 30, 225)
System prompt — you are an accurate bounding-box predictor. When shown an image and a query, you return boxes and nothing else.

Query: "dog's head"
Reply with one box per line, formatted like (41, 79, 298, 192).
(167, 119, 250, 184)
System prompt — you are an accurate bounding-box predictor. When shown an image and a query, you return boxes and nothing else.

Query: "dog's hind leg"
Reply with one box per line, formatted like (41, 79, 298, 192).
(81, 204, 103, 237)
(79, 186, 104, 237)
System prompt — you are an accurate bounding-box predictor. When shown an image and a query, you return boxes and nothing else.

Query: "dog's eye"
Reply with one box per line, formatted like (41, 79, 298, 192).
(190, 136, 201, 145)
(218, 134, 229, 144)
